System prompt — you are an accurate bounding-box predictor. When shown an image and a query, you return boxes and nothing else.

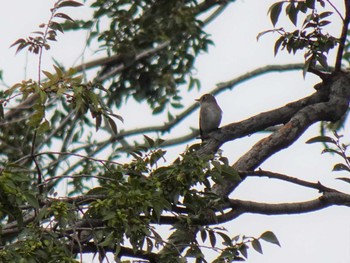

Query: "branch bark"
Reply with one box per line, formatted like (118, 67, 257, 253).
(229, 191, 350, 215)
(207, 72, 350, 195)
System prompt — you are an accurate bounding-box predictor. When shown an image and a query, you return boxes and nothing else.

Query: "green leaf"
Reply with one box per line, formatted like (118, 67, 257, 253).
(332, 163, 350, 172)
(98, 232, 115, 246)
(305, 0, 316, 9)
(168, 111, 174, 122)
(200, 228, 207, 243)
(24, 192, 39, 209)
(221, 165, 241, 182)
(37, 120, 50, 134)
(49, 21, 64, 33)
(319, 11, 333, 19)
(217, 231, 232, 246)
(286, 3, 298, 26)
(171, 102, 184, 109)
(108, 112, 124, 123)
(317, 53, 328, 70)
(54, 12, 75, 22)
(239, 244, 248, 258)
(144, 135, 155, 148)
(107, 116, 118, 135)
(209, 230, 216, 248)
(53, 65, 63, 78)
(274, 36, 284, 56)
(260, 231, 280, 247)
(321, 148, 343, 157)
(268, 2, 284, 27)
(319, 20, 331, 27)
(10, 38, 26, 51)
(38, 88, 47, 104)
(86, 90, 99, 107)
(56, 1, 83, 8)
(152, 106, 163, 115)
(28, 105, 45, 127)
(42, 70, 54, 80)
(95, 114, 102, 131)
(305, 136, 335, 144)
(252, 239, 263, 254)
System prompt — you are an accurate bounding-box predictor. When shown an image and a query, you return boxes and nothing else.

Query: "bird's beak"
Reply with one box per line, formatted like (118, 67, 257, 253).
(195, 98, 200, 102)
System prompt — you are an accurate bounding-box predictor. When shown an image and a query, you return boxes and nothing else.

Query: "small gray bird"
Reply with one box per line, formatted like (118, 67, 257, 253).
(196, 94, 222, 141)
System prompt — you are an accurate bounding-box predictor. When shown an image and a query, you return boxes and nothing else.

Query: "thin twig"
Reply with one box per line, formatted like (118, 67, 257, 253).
(325, 0, 344, 21)
(241, 169, 340, 193)
(334, 0, 350, 71)
(31, 130, 43, 194)
(40, 174, 115, 186)
(14, 151, 121, 166)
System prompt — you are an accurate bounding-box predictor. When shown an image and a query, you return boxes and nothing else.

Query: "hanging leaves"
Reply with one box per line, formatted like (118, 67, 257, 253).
(262, 0, 337, 76)
(10, 0, 83, 54)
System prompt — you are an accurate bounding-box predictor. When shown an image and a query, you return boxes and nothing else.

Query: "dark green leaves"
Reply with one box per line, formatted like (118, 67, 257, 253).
(86, 0, 211, 112)
(306, 136, 335, 144)
(286, 2, 298, 26)
(333, 164, 350, 172)
(260, 231, 281, 247)
(268, 2, 283, 27)
(55, 0, 83, 8)
(307, 132, 350, 182)
(264, 0, 336, 76)
(212, 231, 280, 262)
(252, 239, 263, 254)
(11, 0, 82, 54)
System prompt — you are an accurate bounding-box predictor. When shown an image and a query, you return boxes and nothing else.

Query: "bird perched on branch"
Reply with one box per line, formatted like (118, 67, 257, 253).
(196, 94, 222, 141)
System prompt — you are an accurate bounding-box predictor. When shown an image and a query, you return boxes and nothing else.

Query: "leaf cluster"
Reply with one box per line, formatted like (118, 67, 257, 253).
(62, 0, 213, 113)
(307, 131, 350, 179)
(306, 131, 350, 183)
(261, 0, 338, 76)
(11, 1, 83, 54)
(4, 65, 122, 138)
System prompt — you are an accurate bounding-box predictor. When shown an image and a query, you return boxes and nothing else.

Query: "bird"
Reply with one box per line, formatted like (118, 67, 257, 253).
(195, 94, 222, 141)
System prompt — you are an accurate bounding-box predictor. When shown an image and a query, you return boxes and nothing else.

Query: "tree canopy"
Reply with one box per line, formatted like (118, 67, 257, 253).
(1, 0, 350, 262)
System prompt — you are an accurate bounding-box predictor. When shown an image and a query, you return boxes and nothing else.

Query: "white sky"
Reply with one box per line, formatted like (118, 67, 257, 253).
(1, 0, 350, 262)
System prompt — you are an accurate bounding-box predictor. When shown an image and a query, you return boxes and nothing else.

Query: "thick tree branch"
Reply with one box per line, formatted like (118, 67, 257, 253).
(44, 64, 306, 185)
(102, 64, 305, 141)
(209, 72, 350, 195)
(229, 191, 350, 215)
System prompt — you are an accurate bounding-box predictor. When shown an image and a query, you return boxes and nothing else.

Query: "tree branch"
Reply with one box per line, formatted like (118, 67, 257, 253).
(44, 64, 306, 186)
(71, 242, 159, 262)
(209, 72, 350, 195)
(334, 0, 350, 71)
(241, 170, 340, 193)
(73, 0, 232, 81)
(229, 191, 350, 215)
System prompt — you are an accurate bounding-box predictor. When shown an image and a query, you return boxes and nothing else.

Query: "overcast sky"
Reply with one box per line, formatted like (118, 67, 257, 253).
(1, 0, 350, 262)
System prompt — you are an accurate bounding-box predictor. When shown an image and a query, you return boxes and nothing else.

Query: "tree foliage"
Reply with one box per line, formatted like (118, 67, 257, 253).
(1, 0, 350, 262)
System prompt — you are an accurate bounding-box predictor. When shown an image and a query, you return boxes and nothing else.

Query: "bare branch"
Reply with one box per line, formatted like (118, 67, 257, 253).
(229, 192, 350, 215)
(241, 170, 340, 193)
